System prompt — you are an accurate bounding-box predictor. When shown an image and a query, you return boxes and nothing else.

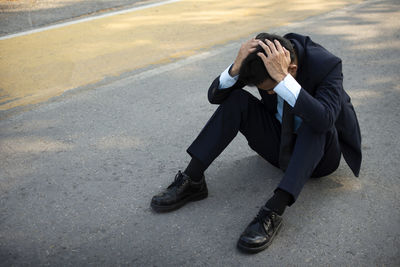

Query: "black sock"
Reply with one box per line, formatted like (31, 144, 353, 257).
(264, 189, 293, 216)
(184, 156, 206, 182)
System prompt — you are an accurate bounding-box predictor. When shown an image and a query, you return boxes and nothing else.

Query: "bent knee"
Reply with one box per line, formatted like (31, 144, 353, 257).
(221, 89, 250, 106)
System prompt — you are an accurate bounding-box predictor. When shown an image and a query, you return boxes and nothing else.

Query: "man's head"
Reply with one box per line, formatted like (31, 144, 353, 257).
(239, 33, 297, 90)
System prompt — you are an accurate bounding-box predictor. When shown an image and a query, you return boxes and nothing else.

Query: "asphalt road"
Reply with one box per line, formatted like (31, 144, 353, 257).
(0, 0, 399, 265)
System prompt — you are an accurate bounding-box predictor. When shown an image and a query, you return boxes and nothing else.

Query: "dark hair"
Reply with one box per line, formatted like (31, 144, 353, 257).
(238, 33, 295, 86)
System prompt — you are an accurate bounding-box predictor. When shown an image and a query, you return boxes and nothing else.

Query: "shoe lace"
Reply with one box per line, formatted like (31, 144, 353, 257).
(167, 171, 188, 189)
(255, 207, 274, 229)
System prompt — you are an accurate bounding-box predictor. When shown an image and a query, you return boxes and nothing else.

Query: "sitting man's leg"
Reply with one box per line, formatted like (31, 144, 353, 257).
(151, 89, 281, 212)
(237, 123, 341, 252)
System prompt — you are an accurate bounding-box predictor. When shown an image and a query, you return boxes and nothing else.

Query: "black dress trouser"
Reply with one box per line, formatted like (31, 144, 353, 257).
(187, 89, 341, 205)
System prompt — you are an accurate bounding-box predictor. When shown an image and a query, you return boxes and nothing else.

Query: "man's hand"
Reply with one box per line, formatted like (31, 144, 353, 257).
(257, 39, 291, 83)
(230, 38, 259, 76)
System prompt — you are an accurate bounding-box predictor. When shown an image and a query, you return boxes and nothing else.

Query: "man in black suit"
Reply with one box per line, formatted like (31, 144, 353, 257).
(150, 33, 362, 253)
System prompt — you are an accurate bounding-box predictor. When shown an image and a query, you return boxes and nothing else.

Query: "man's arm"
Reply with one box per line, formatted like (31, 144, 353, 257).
(207, 75, 245, 104)
(257, 39, 343, 132)
(208, 38, 258, 104)
(269, 62, 343, 133)
(293, 62, 343, 133)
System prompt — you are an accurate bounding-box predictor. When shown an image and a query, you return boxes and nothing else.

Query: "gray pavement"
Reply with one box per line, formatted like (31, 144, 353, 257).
(0, 0, 152, 36)
(1, 0, 399, 265)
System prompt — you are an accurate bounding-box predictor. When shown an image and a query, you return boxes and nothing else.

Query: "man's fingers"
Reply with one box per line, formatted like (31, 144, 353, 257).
(251, 39, 260, 46)
(258, 41, 272, 56)
(274, 39, 284, 53)
(242, 39, 259, 53)
(243, 38, 257, 49)
(266, 39, 278, 54)
(257, 52, 268, 65)
(248, 48, 257, 53)
(283, 47, 291, 59)
(248, 38, 257, 44)
(249, 40, 259, 48)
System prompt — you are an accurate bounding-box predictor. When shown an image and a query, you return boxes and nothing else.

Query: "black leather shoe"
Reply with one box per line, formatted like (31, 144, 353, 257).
(237, 207, 283, 253)
(151, 171, 208, 212)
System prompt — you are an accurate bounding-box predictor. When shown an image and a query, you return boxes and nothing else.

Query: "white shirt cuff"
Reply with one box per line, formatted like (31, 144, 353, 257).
(273, 74, 301, 107)
(218, 64, 239, 89)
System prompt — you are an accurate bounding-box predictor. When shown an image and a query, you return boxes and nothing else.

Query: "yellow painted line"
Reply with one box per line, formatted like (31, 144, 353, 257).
(0, 0, 361, 111)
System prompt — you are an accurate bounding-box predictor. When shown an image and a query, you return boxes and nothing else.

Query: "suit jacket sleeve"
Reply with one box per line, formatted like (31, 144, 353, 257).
(293, 61, 343, 133)
(207, 76, 245, 104)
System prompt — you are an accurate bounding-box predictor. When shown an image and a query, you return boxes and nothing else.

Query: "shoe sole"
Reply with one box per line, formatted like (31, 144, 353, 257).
(236, 221, 283, 253)
(150, 190, 208, 212)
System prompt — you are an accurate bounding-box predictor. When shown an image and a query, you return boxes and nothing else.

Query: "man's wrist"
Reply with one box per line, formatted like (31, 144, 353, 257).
(229, 63, 240, 76)
(273, 73, 301, 107)
(219, 64, 239, 89)
(275, 73, 288, 83)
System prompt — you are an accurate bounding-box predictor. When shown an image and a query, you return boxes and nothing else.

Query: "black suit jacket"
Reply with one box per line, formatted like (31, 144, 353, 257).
(207, 33, 362, 177)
